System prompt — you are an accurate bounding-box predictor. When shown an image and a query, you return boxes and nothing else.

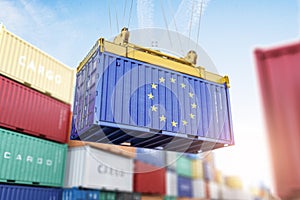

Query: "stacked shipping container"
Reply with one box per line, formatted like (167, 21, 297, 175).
(0, 25, 74, 198)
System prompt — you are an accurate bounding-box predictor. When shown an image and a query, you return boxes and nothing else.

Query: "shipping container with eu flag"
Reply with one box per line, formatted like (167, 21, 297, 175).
(71, 28, 234, 153)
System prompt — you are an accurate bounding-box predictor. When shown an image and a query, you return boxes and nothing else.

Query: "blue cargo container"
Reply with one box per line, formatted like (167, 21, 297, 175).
(63, 188, 100, 200)
(136, 148, 166, 167)
(0, 184, 62, 200)
(177, 176, 193, 197)
(71, 39, 234, 153)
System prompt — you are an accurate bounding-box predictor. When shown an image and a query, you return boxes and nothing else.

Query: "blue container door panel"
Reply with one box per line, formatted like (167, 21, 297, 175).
(177, 75, 187, 135)
(137, 64, 147, 127)
(171, 73, 180, 133)
(105, 55, 118, 122)
(188, 78, 198, 136)
(129, 63, 139, 126)
(150, 67, 161, 131)
(219, 85, 228, 141)
(165, 72, 173, 132)
(158, 70, 167, 132)
(194, 80, 204, 138)
(100, 54, 111, 122)
(145, 66, 152, 128)
(225, 87, 233, 142)
(121, 60, 132, 125)
(113, 58, 125, 124)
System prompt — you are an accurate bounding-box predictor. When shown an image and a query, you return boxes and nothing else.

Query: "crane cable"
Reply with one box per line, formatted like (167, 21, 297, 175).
(128, 0, 134, 29)
(196, 1, 204, 51)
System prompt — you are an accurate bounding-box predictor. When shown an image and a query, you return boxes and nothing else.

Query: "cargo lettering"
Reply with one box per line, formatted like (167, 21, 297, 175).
(19, 56, 62, 85)
(3, 151, 52, 166)
(98, 164, 124, 177)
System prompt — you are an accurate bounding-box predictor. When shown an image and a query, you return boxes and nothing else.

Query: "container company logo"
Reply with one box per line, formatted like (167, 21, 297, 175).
(3, 151, 53, 166)
(19, 56, 62, 85)
(97, 164, 125, 177)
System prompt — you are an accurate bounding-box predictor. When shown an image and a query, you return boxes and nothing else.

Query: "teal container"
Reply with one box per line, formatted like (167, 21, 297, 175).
(0, 128, 67, 187)
(164, 196, 176, 200)
(176, 156, 192, 177)
(100, 191, 116, 200)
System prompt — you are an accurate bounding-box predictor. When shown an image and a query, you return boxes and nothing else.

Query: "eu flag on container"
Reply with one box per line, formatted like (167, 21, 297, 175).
(72, 52, 232, 145)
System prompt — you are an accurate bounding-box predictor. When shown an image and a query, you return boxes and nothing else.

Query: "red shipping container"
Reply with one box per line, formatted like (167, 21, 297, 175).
(134, 160, 166, 195)
(0, 75, 71, 143)
(255, 42, 300, 199)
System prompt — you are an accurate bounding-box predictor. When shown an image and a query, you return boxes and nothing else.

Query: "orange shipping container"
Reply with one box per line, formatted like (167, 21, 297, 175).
(0, 24, 75, 104)
(141, 195, 164, 200)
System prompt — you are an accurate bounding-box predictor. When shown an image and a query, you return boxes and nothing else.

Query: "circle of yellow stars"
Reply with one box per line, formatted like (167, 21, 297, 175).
(147, 77, 198, 127)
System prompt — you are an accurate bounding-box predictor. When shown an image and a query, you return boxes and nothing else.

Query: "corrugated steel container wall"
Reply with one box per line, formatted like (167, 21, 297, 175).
(72, 49, 233, 143)
(0, 128, 67, 186)
(166, 151, 177, 170)
(0, 184, 62, 200)
(0, 25, 75, 104)
(209, 182, 220, 200)
(191, 160, 203, 179)
(177, 176, 193, 197)
(220, 186, 253, 200)
(64, 146, 133, 192)
(141, 195, 164, 200)
(192, 179, 205, 199)
(176, 156, 192, 177)
(254, 42, 300, 199)
(134, 161, 166, 195)
(166, 170, 177, 197)
(99, 191, 116, 200)
(136, 148, 166, 167)
(164, 196, 176, 200)
(0, 75, 71, 143)
(63, 188, 100, 200)
(203, 162, 213, 181)
(116, 192, 141, 200)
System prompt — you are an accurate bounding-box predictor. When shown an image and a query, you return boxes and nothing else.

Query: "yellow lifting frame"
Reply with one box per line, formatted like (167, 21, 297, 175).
(77, 38, 230, 88)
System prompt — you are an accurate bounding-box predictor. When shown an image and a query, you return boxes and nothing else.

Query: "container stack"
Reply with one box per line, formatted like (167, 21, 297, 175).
(0, 25, 74, 198)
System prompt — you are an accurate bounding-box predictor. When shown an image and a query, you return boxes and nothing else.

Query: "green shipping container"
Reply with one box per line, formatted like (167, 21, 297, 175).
(164, 196, 176, 200)
(0, 128, 67, 187)
(100, 191, 116, 200)
(176, 156, 192, 177)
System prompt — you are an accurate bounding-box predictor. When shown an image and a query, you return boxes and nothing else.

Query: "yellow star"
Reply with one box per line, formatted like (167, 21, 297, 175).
(191, 103, 197, 109)
(170, 77, 176, 83)
(151, 105, 157, 112)
(171, 120, 177, 127)
(159, 77, 165, 83)
(148, 93, 154, 99)
(189, 92, 194, 98)
(190, 113, 195, 119)
(180, 83, 186, 88)
(151, 83, 158, 89)
(182, 120, 188, 126)
(160, 115, 166, 122)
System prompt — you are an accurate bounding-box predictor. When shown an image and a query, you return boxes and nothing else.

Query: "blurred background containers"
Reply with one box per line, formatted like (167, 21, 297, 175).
(134, 160, 166, 195)
(0, 74, 71, 143)
(63, 188, 99, 200)
(209, 182, 221, 200)
(136, 148, 166, 167)
(64, 145, 133, 192)
(176, 156, 192, 178)
(0, 25, 75, 104)
(0, 184, 63, 200)
(166, 151, 177, 170)
(166, 170, 177, 197)
(191, 160, 203, 179)
(255, 41, 300, 199)
(141, 195, 164, 200)
(192, 179, 205, 199)
(177, 176, 193, 198)
(0, 128, 67, 187)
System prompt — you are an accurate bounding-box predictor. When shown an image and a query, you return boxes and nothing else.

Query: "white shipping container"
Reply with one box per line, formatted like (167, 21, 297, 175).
(166, 170, 177, 196)
(209, 182, 221, 200)
(0, 24, 75, 104)
(166, 151, 177, 170)
(220, 186, 253, 200)
(192, 179, 205, 198)
(64, 146, 133, 192)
